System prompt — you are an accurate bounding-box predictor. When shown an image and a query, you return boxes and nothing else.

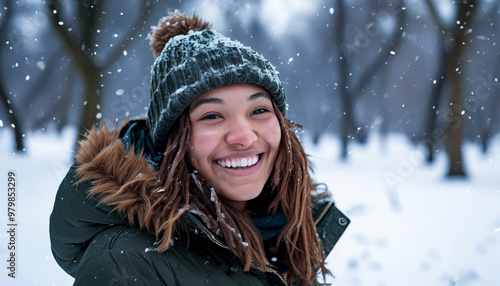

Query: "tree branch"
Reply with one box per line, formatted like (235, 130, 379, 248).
(424, 0, 449, 34)
(353, 4, 406, 97)
(101, 2, 152, 69)
(47, 0, 91, 72)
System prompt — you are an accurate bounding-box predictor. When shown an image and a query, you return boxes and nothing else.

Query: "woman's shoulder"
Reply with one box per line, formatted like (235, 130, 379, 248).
(311, 183, 350, 255)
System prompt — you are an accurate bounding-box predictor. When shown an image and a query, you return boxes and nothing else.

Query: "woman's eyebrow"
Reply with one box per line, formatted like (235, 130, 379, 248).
(190, 92, 270, 112)
(248, 92, 270, 101)
(190, 97, 224, 112)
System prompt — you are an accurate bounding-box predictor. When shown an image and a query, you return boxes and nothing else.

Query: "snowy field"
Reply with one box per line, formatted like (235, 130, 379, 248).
(0, 127, 499, 286)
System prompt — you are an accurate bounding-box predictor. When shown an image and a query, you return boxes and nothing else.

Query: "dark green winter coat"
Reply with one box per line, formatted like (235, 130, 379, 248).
(49, 120, 349, 285)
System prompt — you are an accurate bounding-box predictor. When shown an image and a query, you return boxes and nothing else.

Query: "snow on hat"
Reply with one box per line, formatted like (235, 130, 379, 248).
(147, 12, 286, 151)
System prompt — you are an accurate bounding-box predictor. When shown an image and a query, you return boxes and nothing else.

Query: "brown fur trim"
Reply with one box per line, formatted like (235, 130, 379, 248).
(74, 125, 160, 230)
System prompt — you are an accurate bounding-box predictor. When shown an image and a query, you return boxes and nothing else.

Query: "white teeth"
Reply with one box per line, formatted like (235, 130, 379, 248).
(217, 155, 259, 168)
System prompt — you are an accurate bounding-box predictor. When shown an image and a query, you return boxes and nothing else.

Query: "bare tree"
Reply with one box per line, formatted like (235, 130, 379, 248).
(334, 0, 406, 159)
(0, 0, 24, 152)
(46, 0, 152, 141)
(425, 0, 479, 177)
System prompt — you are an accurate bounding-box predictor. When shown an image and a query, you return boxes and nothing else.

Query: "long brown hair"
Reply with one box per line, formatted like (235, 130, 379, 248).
(146, 100, 327, 285)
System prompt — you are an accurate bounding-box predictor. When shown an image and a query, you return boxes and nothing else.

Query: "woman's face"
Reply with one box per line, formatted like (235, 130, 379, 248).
(188, 83, 281, 210)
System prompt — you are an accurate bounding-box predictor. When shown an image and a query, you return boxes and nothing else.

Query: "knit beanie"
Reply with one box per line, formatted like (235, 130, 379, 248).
(147, 12, 286, 151)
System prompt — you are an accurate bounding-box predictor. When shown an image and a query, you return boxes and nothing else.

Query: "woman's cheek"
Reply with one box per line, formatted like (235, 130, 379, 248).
(189, 127, 222, 162)
(266, 118, 282, 148)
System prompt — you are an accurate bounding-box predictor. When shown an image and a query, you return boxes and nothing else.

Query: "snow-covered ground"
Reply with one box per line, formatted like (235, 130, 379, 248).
(308, 134, 500, 286)
(0, 127, 499, 286)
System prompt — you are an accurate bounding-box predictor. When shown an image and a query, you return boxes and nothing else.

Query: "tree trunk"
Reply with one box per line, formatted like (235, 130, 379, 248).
(0, 85, 24, 152)
(423, 49, 448, 163)
(78, 67, 101, 141)
(445, 46, 466, 176)
(443, 0, 478, 177)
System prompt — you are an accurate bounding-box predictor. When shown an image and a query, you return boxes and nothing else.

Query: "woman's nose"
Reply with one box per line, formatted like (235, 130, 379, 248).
(225, 118, 258, 147)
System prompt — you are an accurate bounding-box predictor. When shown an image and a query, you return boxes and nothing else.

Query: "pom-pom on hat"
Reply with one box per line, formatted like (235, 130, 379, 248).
(147, 11, 286, 151)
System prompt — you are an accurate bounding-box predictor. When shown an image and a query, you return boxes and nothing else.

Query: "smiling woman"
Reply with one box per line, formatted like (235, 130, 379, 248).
(49, 11, 349, 286)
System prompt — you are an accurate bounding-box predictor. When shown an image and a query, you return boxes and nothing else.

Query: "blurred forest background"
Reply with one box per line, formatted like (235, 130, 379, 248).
(1, 0, 499, 178)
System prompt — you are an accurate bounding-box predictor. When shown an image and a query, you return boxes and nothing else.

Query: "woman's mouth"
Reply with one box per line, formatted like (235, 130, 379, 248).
(216, 154, 259, 168)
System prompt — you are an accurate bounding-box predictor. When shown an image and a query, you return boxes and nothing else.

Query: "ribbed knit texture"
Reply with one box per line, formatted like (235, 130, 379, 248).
(147, 29, 286, 151)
